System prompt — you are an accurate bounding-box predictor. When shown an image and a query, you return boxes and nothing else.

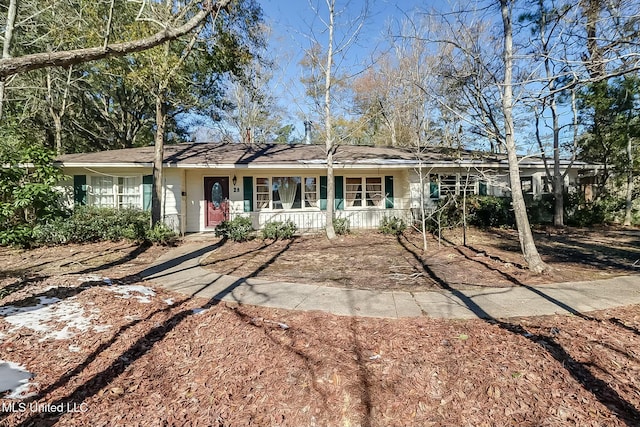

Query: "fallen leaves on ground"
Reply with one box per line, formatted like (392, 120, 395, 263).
(0, 275, 639, 426)
(200, 227, 640, 291)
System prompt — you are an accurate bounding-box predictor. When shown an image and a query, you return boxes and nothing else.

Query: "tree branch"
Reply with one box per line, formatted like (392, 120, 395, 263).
(0, 0, 232, 79)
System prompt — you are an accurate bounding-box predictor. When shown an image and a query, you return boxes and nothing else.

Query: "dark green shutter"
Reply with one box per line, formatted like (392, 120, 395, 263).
(385, 176, 394, 209)
(73, 175, 87, 206)
(319, 176, 342, 210)
(429, 176, 439, 199)
(335, 176, 344, 210)
(143, 175, 153, 211)
(319, 176, 327, 210)
(243, 176, 253, 212)
(479, 181, 487, 196)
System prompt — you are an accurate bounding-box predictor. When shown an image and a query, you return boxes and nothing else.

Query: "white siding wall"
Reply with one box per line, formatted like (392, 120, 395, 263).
(162, 168, 184, 233)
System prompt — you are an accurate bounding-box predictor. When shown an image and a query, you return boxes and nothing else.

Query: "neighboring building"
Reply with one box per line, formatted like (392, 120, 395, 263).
(55, 142, 599, 234)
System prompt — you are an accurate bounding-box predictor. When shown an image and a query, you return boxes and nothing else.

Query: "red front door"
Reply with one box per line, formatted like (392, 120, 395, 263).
(204, 177, 229, 227)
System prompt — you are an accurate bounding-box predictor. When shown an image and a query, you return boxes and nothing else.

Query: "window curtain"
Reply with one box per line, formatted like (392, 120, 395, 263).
(304, 178, 318, 207)
(90, 176, 114, 207)
(277, 177, 298, 209)
(118, 177, 140, 208)
(366, 178, 382, 206)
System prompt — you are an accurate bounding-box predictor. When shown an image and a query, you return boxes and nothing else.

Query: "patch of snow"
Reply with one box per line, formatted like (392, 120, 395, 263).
(107, 285, 156, 303)
(0, 296, 111, 341)
(164, 298, 174, 306)
(192, 308, 208, 315)
(77, 275, 103, 283)
(0, 296, 61, 317)
(68, 344, 81, 353)
(0, 360, 34, 399)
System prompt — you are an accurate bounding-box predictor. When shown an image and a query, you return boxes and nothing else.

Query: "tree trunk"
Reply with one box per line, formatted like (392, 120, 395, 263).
(500, 0, 548, 274)
(152, 90, 167, 226)
(418, 165, 428, 251)
(624, 114, 634, 226)
(46, 67, 72, 155)
(0, 0, 18, 120)
(551, 81, 564, 227)
(583, 0, 605, 81)
(325, 150, 336, 239)
(324, 0, 336, 240)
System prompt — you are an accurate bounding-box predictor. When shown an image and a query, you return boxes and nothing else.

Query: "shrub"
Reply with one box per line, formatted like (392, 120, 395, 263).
(565, 193, 624, 226)
(215, 216, 254, 242)
(379, 215, 407, 235)
(524, 193, 554, 225)
(333, 218, 350, 235)
(0, 146, 66, 247)
(261, 220, 297, 240)
(146, 222, 179, 245)
(33, 206, 177, 245)
(0, 225, 35, 247)
(467, 196, 515, 228)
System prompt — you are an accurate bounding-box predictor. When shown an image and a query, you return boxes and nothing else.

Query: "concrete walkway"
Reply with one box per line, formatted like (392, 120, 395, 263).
(140, 240, 640, 319)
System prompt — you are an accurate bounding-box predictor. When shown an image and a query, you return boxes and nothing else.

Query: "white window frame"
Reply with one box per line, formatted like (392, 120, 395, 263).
(344, 176, 385, 209)
(88, 175, 143, 210)
(254, 175, 320, 211)
(429, 173, 480, 199)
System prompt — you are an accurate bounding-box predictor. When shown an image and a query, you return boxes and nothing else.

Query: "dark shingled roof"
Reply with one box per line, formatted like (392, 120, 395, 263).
(56, 141, 590, 168)
(56, 142, 510, 166)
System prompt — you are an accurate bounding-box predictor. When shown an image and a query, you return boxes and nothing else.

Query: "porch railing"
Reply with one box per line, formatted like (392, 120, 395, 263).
(228, 208, 416, 233)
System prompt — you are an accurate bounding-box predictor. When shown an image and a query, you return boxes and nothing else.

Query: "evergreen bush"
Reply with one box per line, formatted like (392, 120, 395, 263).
(333, 218, 350, 235)
(379, 215, 407, 235)
(33, 207, 177, 245)
(215, 216, 254, 242)
(261, 220, 297, 240)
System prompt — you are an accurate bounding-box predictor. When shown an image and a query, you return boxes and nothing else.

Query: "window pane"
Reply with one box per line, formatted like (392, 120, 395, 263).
(90, 176, 114, 208)
(272, 177, 301, 209)
(256, 178, 270, 210)
(521, 177, 533, 194)
(117, 177, 140, 208)
(304, 177, 318, 208)
(365, 177, 382, 207)
(441, 175, 457, 196)
(346, 178, 362, 207)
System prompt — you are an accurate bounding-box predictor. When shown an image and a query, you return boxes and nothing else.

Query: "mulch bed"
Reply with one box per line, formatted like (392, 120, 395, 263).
(201, 228, 640, 291)
(1, 232, 639, 426)
(0, 276, 639, 426)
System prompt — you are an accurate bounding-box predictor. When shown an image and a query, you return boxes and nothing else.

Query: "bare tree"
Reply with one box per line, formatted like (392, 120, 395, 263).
(500, 0, 548, 273)
(322, 0, 338, 239)
(45, 66, 74, 154)
(221, 61, 282, 145)
(426, 1, 549, 272)
(301, 0, 367, 239)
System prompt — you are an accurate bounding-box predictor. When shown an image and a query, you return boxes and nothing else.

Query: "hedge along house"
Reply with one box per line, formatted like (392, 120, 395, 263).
(55, 142, 599, 234)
